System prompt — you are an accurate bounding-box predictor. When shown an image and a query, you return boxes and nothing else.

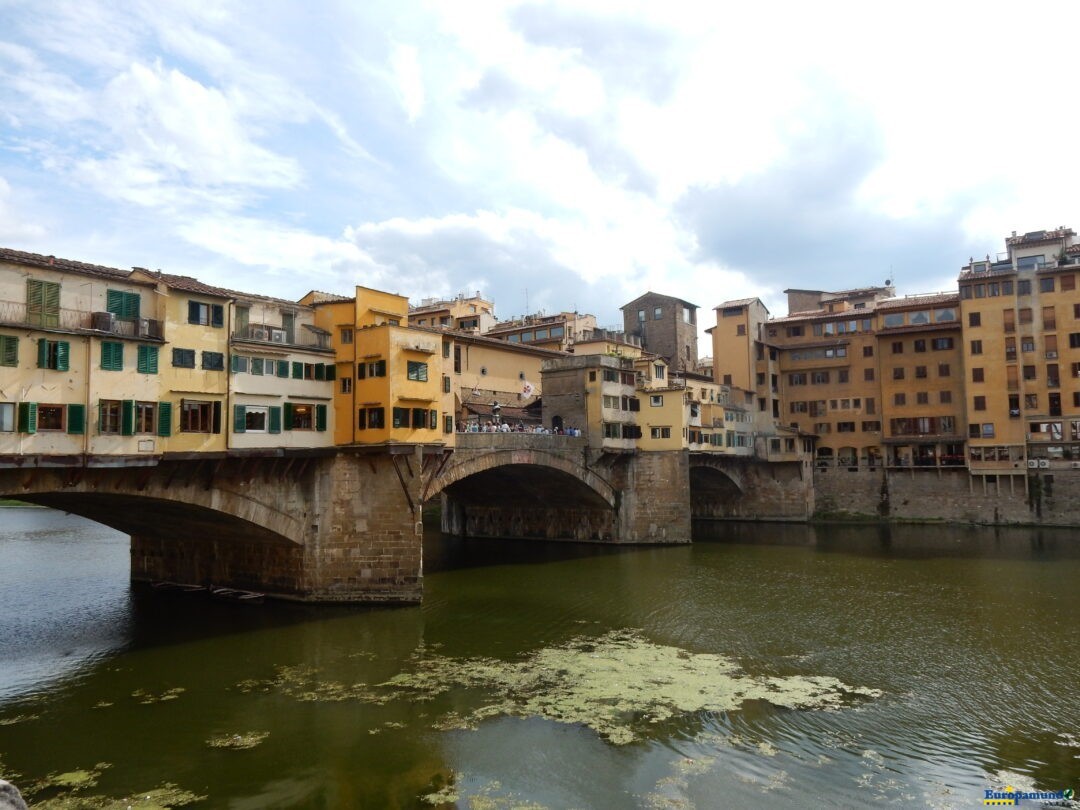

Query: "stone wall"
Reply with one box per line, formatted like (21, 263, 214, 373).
(690, 459, 812, 521)
(612, 451, 692, 543)
(814, 466, 1080, 526)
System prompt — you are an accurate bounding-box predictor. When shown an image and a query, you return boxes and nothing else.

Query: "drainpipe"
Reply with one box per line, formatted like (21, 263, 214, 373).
(225, 299, 233, 451)
(83, 332, 92, 461)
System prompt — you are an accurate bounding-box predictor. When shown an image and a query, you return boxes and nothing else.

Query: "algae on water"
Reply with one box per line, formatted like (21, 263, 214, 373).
(206, 731, 269, 750)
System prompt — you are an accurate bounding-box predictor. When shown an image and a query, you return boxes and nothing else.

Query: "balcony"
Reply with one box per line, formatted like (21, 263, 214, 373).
(0, 301, 163, 339)
(232, 323, 329, 350)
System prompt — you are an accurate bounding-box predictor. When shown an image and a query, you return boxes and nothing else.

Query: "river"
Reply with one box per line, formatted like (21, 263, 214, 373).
(0, 507, 1077, 808)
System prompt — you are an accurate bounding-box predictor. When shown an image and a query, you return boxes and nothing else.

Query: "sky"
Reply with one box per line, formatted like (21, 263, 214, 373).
(2, 1, 1078, 344)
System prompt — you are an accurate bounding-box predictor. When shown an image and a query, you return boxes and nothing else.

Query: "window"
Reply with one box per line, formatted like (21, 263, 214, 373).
(787, 326, 804, 338)
(637, 309, 645, 322)
(811, 371, 829, 385)
(27, 279, 60, 327)
(99, 400, 122, 434)
(188, 301, 224, 327)
(893, 367, 905, 380)
(653, 307, 662, 320)
(238, 405, 268, 433)
(972, 396, 986, 411)
(970, 340, 982, 355)
(392, 407, 410, 428)
(136, 401, 155, 434)
(938, 363, 950, 377)
(0, 335, 16, 367)
(931, 338, 954, 350)
(180, 400, 217, 433)
(648, 395, 664, 407)
(358, 360, 387, 378)
(358, 407, 385, 430)
(285, 403, 318, 430)
(137, 345, 158, 374)
(1003, 309, 1016, 332)
(340, 328, 353, 344)
(1021, 337, 1035, 353)
(1069, 333, 1080, 349)
(736, 324, 746, 336)
(1062, 274, 1076, 291)
(789, 373, 807, 386)
(1023, 365, 1036, 381)
(968, 312, 981, 327)
(650, 427, 671, 439)
(837, 422, 855, 433)
(863, 345, 873, 357)
(972, 368, 984, 383)
(892, 341, 903, 354)
(864, 368, 875, 382)
(894, 393, 906, 406)
(838, 370, 849, 383)
(172, 348, 195, 368)
(916, 392, 929, 405)
(99, 342, 123, 371)
(862, 421, 881, 432)
(0, 402, 13, 432)
(340, 377, 352, 394)
(407, 361, 428, 381)
(940, 390, 952, 404)
(1040, 277, 1055, 293)
(1019, 308, 1033, 324)
(1018, 279, 1032, 295)
(38, 404, 65, 431)
(106, 290, 140, 321)
(202, 351, 225, 371)
(444, 415, 454, 434)
(915, 365, 927, 379)
(914, 339, 926, 353)
(1043, 306, 1056, 330)
(654, 364, 665, 379)
(37, 339, 70, 371)
(682, 308, 693, 324)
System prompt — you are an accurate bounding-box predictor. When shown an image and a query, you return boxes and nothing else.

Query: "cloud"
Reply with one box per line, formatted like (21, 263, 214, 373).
(0, 177, 47, 242)
(390, 43, 425, 122)
(676, 107, 984, 297)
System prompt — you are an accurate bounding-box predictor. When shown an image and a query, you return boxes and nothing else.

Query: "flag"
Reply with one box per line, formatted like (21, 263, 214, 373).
(521, 380, 536, 397)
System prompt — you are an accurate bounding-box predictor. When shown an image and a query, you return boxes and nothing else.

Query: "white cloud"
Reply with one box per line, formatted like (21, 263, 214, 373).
(0, 177, 47, 242)
(390, 43, 425, 122)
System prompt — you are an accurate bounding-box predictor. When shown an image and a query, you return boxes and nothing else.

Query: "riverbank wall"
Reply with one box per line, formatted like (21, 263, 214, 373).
(813, 467, 1080, 526)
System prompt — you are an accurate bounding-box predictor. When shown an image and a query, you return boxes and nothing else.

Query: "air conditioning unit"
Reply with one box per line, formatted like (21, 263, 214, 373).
(1027, 460, 1039, 468)
(135, 318, 151, 337)
(252, 328, 269, 341)
(270, 329, 287, 343)
(1046, 351, 1058, 359)
(1038, 459, 1050, 468)
(1070, 461, 1080, 470)
(92, 311, 116, 331)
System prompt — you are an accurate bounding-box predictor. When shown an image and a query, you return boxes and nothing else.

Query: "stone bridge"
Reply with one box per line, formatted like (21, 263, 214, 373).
(0, 439, 811, 603)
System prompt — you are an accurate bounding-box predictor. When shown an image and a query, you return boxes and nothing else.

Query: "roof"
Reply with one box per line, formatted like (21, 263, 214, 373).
(464, 402, 542, 421)
(875, 292, 959, 310)
(620, 291, 699, 311)
(145, 270, 306, 307)
(715, 297, 762, 310)
(1004, 227, 1074, 247)
(0, 246, 139, 283)
(304, 290, 353, 304)
(412, 325, 568, 358)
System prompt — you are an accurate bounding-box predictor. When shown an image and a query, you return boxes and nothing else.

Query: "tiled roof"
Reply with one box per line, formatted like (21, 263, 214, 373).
(875, 293, 958, 310)
(411, 325, 568, 357)
(305, 290, 354, 304)
(715, 298, 761, 309)
(1005, 227, 1074, 246)
(621, 291, 699, 311)
(768, 303, 879, 325)
(151, 271, 304, 307)
(0, 247, 134, 282)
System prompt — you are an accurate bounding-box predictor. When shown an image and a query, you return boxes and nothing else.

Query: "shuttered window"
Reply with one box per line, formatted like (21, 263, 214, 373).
(67, 404, 85, 435)
(316, 404, 327, 432)
(268, 406, 282, 434)
(276, 360, 289, 378)
(27, 279, 60, 327)
(0, 335, 17, 367)
(37, 339, 69, 371)
(137, 345, 158, 374)
(101, 341, 123, 371)
(157, 402, 172, 437)
(106, 290, 140, 321)
(18, 402, 37, 433)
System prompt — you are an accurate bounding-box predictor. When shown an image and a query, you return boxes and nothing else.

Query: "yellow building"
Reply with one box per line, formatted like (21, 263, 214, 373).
(958, 227, 1080, 473)
(408, 292, 495, 333)
(2, 250, 166, 458)
(485, 311, 598, 352)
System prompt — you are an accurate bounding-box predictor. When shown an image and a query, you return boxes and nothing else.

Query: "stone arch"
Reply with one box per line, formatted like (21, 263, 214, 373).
(424, 449, 617, 507)
(688, 458, 744, 519)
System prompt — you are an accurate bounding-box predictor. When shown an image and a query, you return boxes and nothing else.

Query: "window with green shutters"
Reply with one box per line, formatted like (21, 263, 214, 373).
(234, 404, 247, 433)
(407, 361, 428, 381)
(268, 406, 281, 434)
(393, 407, 409, 428)
(120, 399, 135, 436)
(325, 364, 336, 381)
(137, 345, 158, 374)
(188, 301, 224, 327)
(67, 403, 86, 435)
(37, 339, 69, 371)
(0, 335, 17, 367)
(283, 402, 293, 429)
(27, 279, 60, 327)
(291, 362, 302, 379)
(316, 404, 327, 432)
(314, 363, 325, 381)
(106, 290, 140, 321)
(101, 341, 123, 371)
(157, 401, 172, 437)
(18, 402, 37, 433)
(276, 360, 289, 378)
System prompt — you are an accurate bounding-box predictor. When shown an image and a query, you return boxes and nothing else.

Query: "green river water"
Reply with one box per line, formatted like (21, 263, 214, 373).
(0, 507, 1078, 808)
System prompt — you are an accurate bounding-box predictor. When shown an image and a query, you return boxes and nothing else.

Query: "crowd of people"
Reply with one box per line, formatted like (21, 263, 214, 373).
(459, 420, 582, 436)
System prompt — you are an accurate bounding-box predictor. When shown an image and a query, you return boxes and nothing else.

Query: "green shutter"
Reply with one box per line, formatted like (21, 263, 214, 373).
(212, 400, 222, 434)
(376, 359, 386, 377)
(276, 360, 289, 378)
(283, 402, 293, 429)
(314, 363, 326, 381)
(137, 345, 158, 374)
(67, 404, 85, 435)
(316, 404, 327, 432)
(157, 401, 172, 437)
(124, 292, 140, 320)
(291, 362, 302, 379)
(121, 400, 135, 436)
(325, 364, 336, 381)
(211, 304, 224, 327)
(56, 341, 69, 371)
(0, 335, 17, 367)
(269, 406, 281, 434)
(18, 402, 37, 433)
(107, 289, 123, 318)
(101, 342, 123, 371)
(37, 338, 49, 369)
(234, 404, 246, 433)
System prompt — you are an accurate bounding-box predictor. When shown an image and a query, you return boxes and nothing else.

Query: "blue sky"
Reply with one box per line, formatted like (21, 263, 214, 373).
(2, 1, 1078, 334)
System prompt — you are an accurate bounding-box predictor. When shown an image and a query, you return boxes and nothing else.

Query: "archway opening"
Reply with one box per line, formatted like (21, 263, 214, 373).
(689, 465, 743, 519)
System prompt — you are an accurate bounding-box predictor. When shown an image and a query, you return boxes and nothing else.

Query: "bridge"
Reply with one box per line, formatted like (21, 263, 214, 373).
(0, 438, 812, 603)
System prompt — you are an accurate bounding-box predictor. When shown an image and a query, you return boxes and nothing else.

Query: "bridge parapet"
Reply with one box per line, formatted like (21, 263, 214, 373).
(454, 432, 587, 452)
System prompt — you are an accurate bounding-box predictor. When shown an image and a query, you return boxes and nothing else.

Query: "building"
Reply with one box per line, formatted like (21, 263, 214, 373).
(958, 227, 1080, 475)
(484, 310, 597, 353)
(408, 292, 495, 333)
(621, 292, 699, 373)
